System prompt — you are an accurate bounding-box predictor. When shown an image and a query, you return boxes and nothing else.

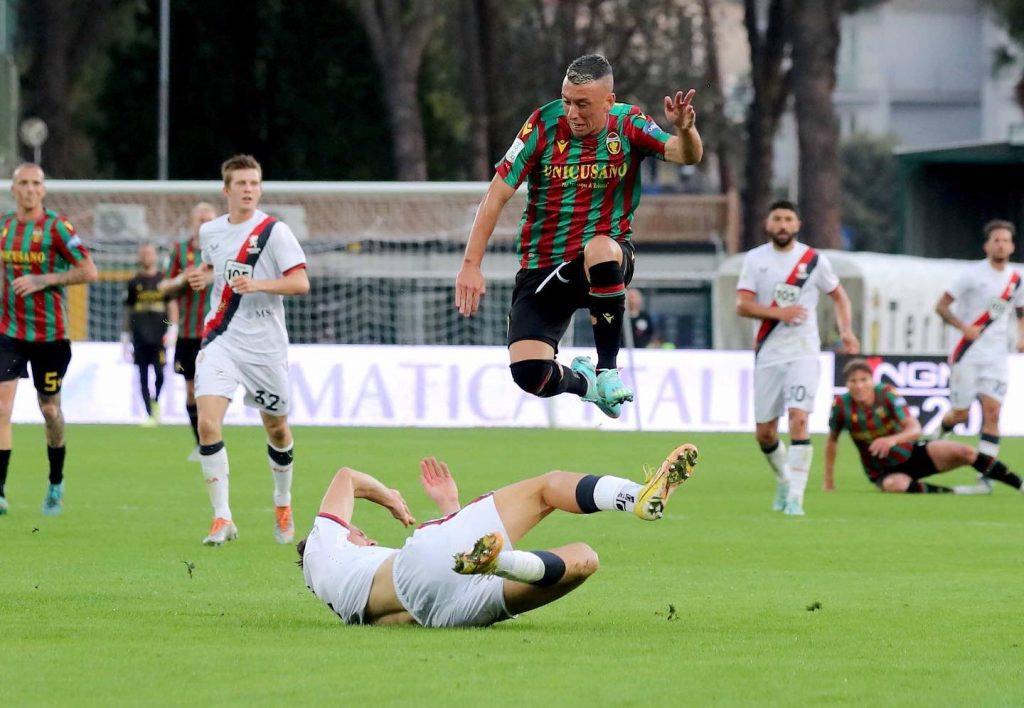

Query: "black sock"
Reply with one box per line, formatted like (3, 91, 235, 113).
(153, 365, 165, 400)
(527, 550, 567, 587)
(0, 448, 10, 497)
(138, 365, 152, 416)
(186, 404, 199, 444)
(973, 454, 1024, 490)
(906, 480, 953, 494)
(560, 364, 590, 397)
(200, 441, 225, 456)
(587, 261, 626, 371)
(47, 445, 65, 485)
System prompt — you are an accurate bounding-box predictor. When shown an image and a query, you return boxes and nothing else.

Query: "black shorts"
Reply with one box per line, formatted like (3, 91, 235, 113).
(0, 334, 72, 395)
(507, 240, 636, 352)
(173, 338, 202, 381)
(875, 441, 938, 487)
(133, 340, 165, 369)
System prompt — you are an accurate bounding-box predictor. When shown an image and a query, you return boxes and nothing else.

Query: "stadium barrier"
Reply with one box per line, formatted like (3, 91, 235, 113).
(17, 345, 1023, 434)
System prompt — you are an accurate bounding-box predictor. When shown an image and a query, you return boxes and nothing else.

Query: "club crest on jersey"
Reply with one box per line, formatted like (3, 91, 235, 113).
(556, 139, 568, 154)
(31, 228, 43, 243)
(796, 262, 808, 279)
(246, 234, 261, 254)
(606, 132, 621, 155)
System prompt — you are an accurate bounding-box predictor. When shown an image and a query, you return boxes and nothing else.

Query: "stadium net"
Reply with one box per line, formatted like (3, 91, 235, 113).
(2, 181, 734, 348)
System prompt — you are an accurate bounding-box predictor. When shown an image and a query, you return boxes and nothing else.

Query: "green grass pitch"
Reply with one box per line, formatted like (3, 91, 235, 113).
(3, 424, 1023, 706)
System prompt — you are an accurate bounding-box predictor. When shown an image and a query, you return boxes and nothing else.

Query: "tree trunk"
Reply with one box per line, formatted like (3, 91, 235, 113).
(742, 0, 792, 251)
(356, 0, 437, 180)
(701, 0, 734, 194)
(459, 0, 491, 180)
(792, 0, 843, 249)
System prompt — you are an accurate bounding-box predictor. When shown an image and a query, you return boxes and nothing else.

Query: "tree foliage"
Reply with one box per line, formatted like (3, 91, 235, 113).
(840, 132, 898, 253)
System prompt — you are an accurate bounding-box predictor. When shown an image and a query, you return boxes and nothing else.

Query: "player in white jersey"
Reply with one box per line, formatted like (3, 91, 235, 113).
(934, 220, 1024, 484)
(735, 200, 859, 516)
(186, 154, 309, 547)
(298, 445, 699, 628)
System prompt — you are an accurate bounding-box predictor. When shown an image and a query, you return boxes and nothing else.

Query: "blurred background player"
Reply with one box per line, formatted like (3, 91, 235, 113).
(0, 163, 97, 516)
(455, 53, 703, 419)
(736, 200, 859, 516)
(826, 358, 1023, 495)
(187, 155, 308, 546)
(934, 219, 1024, 487)
(624, 288, 655, 348)
(122, 243, 176, 427)
(159, 202, 218, 459)
(297, 444, 698, 627)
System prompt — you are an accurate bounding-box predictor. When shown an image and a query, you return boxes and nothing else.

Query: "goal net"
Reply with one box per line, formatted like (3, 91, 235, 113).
(1, 181, 732, 349)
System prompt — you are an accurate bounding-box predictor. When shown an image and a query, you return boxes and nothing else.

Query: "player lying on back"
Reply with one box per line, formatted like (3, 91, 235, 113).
(297, 444, 698, 628)
(825, 358, 1024, 495)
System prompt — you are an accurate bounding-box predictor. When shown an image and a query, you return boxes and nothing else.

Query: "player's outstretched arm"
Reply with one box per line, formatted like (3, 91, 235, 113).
(13, 255, 98, 296)
(419, 457, 460, 516)
(828, 285, 860, 354)
(662, 89, 703, 165)
(823, 431, 840, 491)
(456, 176, 516, 318)
(158, 271, 190, 298)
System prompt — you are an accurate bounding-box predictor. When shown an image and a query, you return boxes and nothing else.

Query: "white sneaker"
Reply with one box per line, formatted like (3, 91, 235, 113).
(783, 497, 805, 516)
(952, 483, 992, 496)
(772, 481, 789, 512)
(187, 446, 201, 462)
(202, 517, 238, 546)
(976, 473, 993, 491)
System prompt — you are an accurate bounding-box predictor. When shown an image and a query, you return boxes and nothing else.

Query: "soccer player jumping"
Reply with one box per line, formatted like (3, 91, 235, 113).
(455, 54, 703, 418)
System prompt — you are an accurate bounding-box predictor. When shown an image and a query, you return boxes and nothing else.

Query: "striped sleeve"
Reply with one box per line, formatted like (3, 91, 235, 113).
(166, 242, 183, 278)
(621, 105, 670, 160)
(51, 217, 88, 264)
(495, 109, 544, 189)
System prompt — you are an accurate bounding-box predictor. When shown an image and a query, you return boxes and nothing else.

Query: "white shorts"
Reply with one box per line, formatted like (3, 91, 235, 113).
(754, 357, 820, 424)
(194, 340, 291, 416)
(949, 360, 1009, 409)
(393, 494, 514, 628)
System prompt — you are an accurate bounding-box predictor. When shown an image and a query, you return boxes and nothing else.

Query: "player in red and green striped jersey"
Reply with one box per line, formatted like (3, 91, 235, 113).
(159, 202, 217, 459)
(455, 54, 703, 418)
(825, 358, 1024, 495)
(0, 163, 98, 516)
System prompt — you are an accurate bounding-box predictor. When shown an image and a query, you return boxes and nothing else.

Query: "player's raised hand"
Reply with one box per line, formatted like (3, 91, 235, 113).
(455, 264, 486, 317)
(187, 265, 211, 292)
(663, 89, 697, 130)
(420, 457, 460, 515)
(230, 275, 261, 294)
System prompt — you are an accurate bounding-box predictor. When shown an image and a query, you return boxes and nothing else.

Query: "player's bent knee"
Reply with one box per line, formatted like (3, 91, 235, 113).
(564, 542, 600, 580)
(880, 475, 910, 493)
(38, 400, 61, 422)
(510, 359, 562, 398)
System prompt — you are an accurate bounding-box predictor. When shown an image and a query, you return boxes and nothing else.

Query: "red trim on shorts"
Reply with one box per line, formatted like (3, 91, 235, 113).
(317, 512, 353, 530)
(415, 492, 493, 530)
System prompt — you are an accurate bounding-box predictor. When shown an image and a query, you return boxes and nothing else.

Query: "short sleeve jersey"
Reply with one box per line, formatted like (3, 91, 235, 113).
(829, 384, 915, 482)
(199, 210, 306, 364)
(0, 210, 89, 342)
(736, 242, 840, 365)
(302, 515, 397, 625)
(495, 100, 671, 269)
(945, 260, 1024, 364)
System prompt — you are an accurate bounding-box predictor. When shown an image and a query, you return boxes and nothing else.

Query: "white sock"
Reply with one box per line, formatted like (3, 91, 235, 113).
(787, 441, 813, 502)
(978, 438, 999, 458)
(200, 446, 231, 520)
(268, 440, 294, 507)
(763, 441, 789, 482)
(592, 475, 643, 513)
(494, 550, 546, 583)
